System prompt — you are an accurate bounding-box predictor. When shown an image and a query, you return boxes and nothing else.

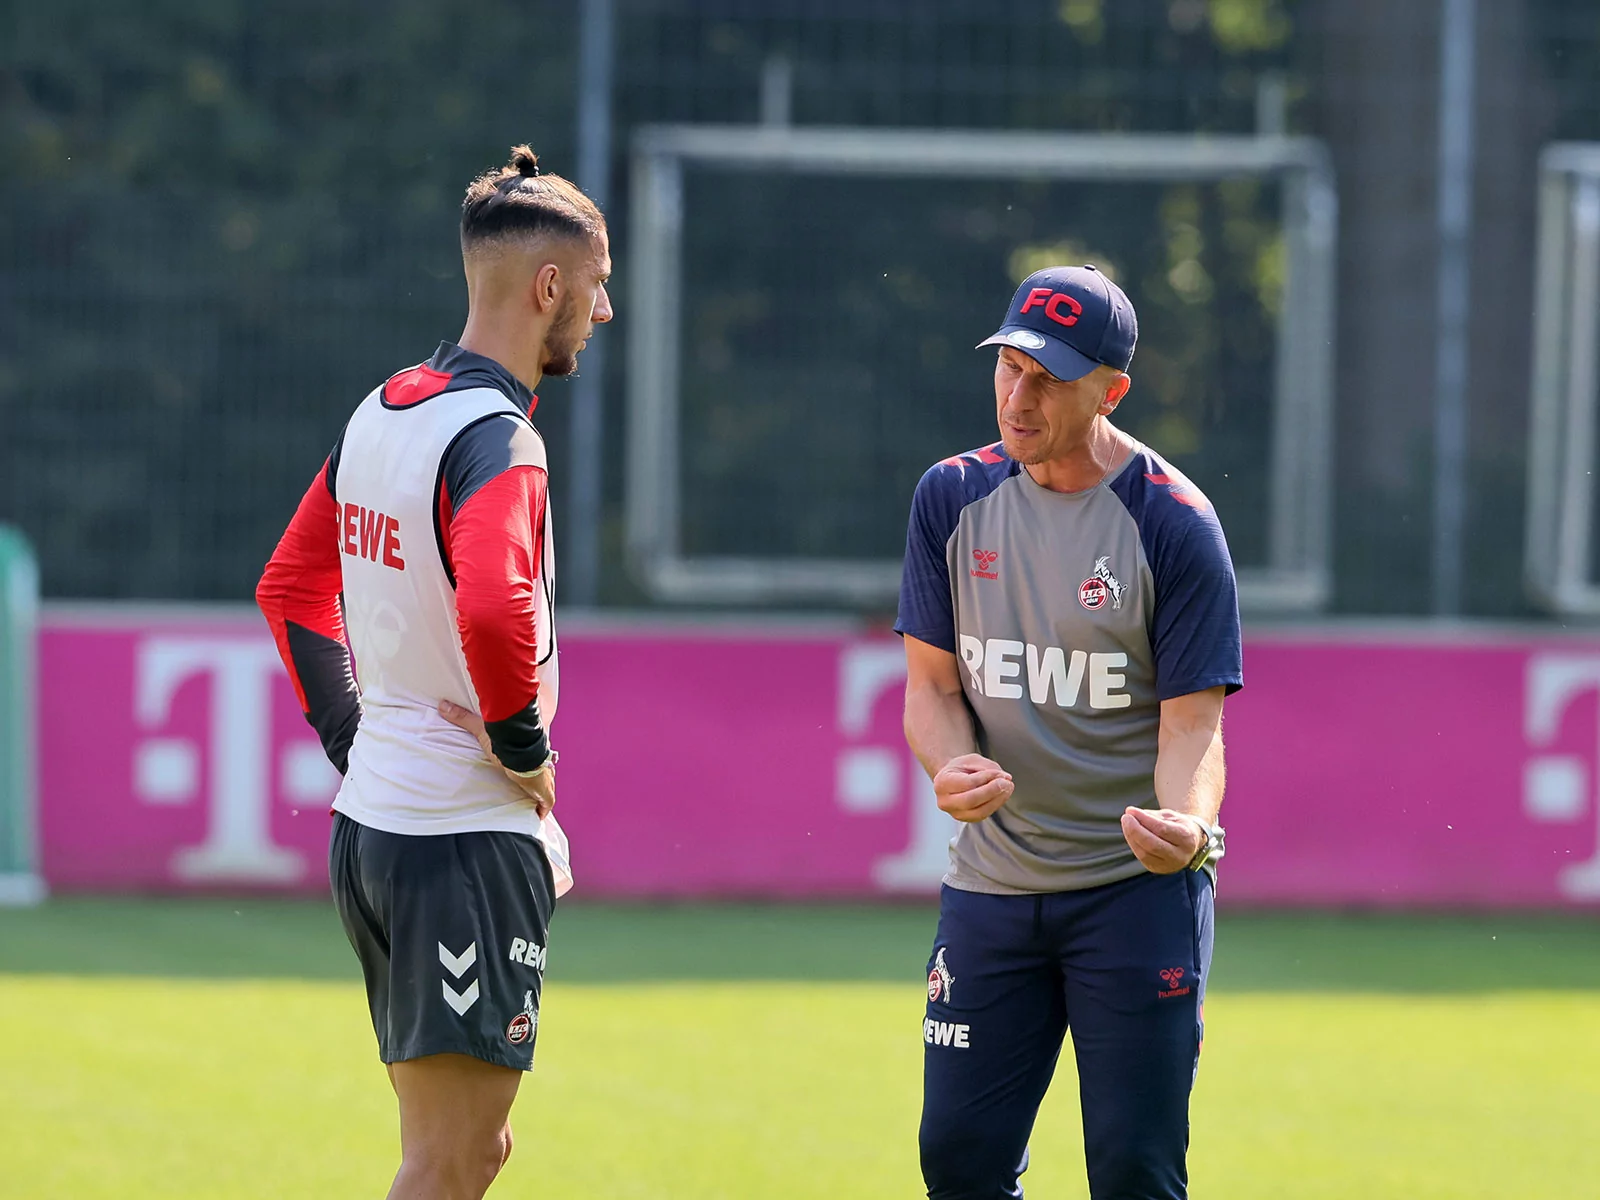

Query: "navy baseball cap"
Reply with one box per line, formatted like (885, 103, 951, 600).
(977, 265, 1138, 382)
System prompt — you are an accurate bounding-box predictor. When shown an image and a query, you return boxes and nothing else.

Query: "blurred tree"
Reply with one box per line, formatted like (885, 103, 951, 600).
(0, 1, 578, 598)
(2, 0, 1303, 604)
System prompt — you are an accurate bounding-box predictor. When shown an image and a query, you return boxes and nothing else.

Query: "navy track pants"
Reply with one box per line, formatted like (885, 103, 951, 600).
(919, 871, 1214, 1200)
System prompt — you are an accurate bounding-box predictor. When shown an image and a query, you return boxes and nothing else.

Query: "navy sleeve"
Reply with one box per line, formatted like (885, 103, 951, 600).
(1151, 514, 1243, 700)
(894, 464, 962, 653)
(1112, 462, 1243, 701)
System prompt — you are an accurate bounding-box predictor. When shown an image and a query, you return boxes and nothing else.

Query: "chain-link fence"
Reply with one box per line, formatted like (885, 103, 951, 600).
(5, 1, 1600, 617)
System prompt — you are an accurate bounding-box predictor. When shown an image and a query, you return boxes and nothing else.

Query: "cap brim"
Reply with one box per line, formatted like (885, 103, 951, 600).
(977, 327, 1099, 383)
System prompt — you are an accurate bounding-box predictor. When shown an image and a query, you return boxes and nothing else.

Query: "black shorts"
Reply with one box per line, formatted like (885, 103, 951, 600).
(329, 812, 556, 1071)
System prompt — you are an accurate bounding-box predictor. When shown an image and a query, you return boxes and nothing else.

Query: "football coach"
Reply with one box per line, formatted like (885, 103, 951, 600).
(895, 264, 1242, 1199)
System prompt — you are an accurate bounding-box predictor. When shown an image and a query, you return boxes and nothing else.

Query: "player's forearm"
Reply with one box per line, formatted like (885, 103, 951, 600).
(454, 602, 549, 772)
(257, 463, 361, 772)
(904, 680, 979, 780)
(1154, 724, 1225, 823)
(450, 469, 551, 772)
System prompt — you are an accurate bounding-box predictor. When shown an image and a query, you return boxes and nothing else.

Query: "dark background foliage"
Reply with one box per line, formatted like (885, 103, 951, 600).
(2, 1, 1593, 614)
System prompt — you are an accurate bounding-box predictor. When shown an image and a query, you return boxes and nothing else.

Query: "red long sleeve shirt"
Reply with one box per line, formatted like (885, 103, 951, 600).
(258, 402, 550, 774)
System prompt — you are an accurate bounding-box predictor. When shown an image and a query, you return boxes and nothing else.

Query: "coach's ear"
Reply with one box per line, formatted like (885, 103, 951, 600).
(1100, 372, 1131, 415)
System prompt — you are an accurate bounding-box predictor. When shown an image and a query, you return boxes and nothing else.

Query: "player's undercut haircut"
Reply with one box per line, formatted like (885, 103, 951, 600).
(460, 145, 605, 250)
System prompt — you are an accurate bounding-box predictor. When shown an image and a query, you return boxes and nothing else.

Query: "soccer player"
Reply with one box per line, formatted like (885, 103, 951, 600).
(255, 145, 611, 1200)
(896, 265, 1241, 1200)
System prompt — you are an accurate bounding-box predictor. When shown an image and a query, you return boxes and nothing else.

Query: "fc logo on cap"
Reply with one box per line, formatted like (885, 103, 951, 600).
(1019, 288, 1083, 328)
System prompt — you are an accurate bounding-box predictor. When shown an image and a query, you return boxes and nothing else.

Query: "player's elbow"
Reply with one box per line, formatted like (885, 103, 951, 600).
(456, 598, 534, 659)
(457, 603, 540, 718)
(254, 564, 283, 617)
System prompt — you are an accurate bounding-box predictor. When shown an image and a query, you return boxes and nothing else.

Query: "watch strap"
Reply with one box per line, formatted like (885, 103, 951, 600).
(1184, 817, 1223, 872)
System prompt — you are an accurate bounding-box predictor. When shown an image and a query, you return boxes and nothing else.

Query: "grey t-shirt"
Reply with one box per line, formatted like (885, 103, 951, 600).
(894, 439, 1242, 894)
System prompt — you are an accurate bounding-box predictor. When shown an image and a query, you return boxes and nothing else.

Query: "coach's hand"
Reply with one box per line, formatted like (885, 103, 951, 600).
(1120, 806, 1204, 874)
(439, 699, 557, 819)
(934, 754, 1014, 823)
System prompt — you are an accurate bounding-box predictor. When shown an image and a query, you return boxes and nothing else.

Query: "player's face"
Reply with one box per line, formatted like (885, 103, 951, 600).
(540, 233, 613, 378)
(993, 348, 1114, 464)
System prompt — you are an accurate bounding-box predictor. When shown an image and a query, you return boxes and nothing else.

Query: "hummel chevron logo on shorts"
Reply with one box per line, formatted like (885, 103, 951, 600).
(439, 941, 477, 976)
(440, 941, 480, 1015)
(442, 978, 480, 1016)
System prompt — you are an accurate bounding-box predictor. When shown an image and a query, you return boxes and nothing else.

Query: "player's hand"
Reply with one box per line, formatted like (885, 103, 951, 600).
(1120, 806, 1204, 874)
(439, 699, 556, 819)
(933, 754, 1014, 823)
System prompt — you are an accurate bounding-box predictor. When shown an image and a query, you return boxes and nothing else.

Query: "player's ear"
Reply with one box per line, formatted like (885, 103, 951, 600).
(531, 261, 562, 314)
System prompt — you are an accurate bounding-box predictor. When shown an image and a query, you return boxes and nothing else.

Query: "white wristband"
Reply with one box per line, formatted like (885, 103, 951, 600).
(511, 748, 558, 778)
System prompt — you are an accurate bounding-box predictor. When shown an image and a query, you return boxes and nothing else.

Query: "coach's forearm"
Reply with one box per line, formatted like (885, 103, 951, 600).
(1154, 725, 1225, 824)
(904, 680, 979, 780)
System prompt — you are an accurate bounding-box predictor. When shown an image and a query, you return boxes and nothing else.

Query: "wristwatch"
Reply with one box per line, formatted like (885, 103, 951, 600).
(1184, 817, 1225, 872)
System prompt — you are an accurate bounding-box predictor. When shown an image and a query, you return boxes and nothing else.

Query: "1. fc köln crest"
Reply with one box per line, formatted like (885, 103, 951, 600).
(506, 990, 539, 1045)
(1080, 555, 1125, 611)
(928, 948, 955, 1004)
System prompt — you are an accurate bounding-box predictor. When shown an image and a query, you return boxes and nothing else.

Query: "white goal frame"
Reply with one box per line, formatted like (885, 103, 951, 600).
(625, 125, 1338, 611)
(1527, 143, 1600, 615)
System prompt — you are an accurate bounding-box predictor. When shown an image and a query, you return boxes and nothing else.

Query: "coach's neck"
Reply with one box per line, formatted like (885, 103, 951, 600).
(1024, 418, 1132, 494)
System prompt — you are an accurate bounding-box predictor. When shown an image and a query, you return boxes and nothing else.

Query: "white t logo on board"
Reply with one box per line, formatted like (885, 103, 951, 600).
(134, 636, 311, 884)
(1524, 654, 1600, 900)
(833, 643, 959, 892)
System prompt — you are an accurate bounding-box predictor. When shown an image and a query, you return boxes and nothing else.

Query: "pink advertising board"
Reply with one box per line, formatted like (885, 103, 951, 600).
(35, 608, 1600, 906)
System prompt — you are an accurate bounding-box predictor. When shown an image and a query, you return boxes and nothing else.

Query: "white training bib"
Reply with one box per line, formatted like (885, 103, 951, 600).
(330, 382, 571, 895)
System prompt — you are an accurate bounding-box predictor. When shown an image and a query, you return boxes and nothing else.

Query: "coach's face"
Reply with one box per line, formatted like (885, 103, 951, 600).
(994, 347, 1127, 465)
(541, 231, 614, 378)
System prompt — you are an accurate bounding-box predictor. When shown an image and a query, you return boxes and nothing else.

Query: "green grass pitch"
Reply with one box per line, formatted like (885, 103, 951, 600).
(2, 899, 1599, 1198)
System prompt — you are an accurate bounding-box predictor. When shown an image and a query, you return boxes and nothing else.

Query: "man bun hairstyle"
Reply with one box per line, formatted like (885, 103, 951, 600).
(461, 143, 605, 248)
(509, 146, 540, 176)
